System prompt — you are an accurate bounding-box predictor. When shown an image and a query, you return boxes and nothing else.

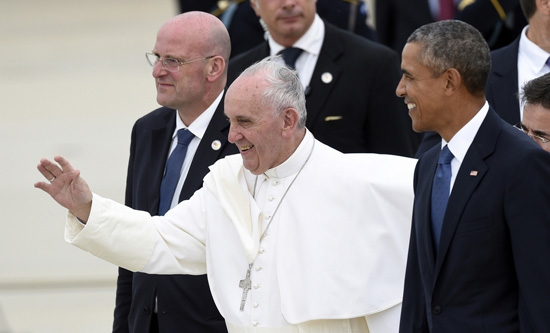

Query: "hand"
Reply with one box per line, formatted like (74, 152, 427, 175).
(34, 156, 92, 222)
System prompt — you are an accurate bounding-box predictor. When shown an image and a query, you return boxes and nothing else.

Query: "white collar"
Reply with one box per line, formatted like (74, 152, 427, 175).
(243, 130, 314, 187)
(442, 101, 489, 164)
(519, 25, 550, 74)
(172, 90, 224, 140)
(268, 14, 324, 58)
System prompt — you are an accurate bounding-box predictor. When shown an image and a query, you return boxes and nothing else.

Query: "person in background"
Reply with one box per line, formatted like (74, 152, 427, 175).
(486, 0, 550, 126)
(214, 0, 378, 58)
(376, 0, 525, 56)
(517, 72, 550, 151)
(228, 0, 421, 156)
(397, 20, 550, 332)
(113, 12, 238, 333)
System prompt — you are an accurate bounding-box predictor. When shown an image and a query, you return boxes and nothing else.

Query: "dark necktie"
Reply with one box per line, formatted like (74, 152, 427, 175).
(438, 0, 455, 20)
(431, 145, 454, 251)
(278, 47, 304, 70)
(158, 129, 194, 215)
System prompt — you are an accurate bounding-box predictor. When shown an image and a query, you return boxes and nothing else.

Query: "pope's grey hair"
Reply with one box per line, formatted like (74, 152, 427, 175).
(237, 56, 307, 128)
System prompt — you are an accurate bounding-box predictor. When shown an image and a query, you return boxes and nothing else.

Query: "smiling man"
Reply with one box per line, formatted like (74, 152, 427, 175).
(35, 58, 417, 332)
(397, 20, 550, 332)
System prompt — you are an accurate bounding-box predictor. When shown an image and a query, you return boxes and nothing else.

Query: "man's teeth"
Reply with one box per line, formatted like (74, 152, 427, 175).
(241, 145, 254, 151)
(407, 103, 416, 110)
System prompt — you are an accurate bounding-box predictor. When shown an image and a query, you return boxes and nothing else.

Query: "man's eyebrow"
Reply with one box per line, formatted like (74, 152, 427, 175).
(532, 129, 550, 138)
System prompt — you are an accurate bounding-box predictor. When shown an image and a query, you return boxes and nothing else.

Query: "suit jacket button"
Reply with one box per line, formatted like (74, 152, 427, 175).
(142, 307, 151, 315)
(432, 306, 442, 315)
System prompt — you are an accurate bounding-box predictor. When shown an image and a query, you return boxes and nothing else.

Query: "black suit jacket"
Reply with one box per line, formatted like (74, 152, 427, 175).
(113, 101, 238, 333)
(376, 0, 524, 55)
(228, 21, 420, 156)
(486, 37, 521, 125)
(400, 108, 550, 332)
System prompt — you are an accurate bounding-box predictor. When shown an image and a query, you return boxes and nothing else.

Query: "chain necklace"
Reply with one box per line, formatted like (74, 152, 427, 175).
(238, 140, 315, 311)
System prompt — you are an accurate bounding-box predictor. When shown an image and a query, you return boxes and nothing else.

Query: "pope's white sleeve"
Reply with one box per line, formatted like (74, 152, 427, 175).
(365, 303, 402, 333)
(65, 191, 208, 275)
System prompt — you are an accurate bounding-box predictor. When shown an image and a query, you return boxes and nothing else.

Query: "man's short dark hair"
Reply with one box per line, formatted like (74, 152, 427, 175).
(522, 72, 550, 109)
(407, 20, 491, 97)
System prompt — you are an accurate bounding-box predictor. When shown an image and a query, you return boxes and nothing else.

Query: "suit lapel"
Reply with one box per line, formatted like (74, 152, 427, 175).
(149, 109, 176, 213)
(433, 109, 500, 280)
(416, 147, 439, 280)
(305, 22, 343, 129)
(179, 95, 232, 201)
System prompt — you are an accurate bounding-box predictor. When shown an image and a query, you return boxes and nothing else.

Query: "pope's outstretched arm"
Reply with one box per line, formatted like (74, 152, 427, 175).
(34, 156, 92, 222)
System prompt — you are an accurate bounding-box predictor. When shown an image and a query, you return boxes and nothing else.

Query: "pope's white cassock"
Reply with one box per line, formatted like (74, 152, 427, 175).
(65, 130, 416, 332)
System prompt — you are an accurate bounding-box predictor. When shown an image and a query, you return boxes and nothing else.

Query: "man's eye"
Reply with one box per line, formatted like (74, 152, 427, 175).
(165, 58, 179, 66)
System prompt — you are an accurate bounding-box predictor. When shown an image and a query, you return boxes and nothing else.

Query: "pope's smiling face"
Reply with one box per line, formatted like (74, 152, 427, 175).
(225, 75, 288, 175)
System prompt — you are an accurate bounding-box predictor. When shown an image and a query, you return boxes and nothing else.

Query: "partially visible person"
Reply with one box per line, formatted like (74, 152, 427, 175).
(35, 57, 417, 332)
(397, 20, 550, 332)
(376, 0, 525, 56)
(113, 12, 238, 333)
(215, 0, 378, 58)
(229, 0, 421, 156)
(486, 0, 550, 125)
(517, 72, 550, 151)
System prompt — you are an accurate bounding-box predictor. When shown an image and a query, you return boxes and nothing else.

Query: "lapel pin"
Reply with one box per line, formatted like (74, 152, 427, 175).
(470, 170, 478, 176)
(211, 140, 221, 151)
(321, 72, 333, 84)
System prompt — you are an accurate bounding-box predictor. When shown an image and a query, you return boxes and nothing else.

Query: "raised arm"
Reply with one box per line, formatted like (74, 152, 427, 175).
(34, 156, 92, 222)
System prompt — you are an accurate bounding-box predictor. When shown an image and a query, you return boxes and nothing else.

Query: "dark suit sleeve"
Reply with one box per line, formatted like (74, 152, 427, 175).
(505, 149, 550, 330)
(400, 164, 429, 333)
(112, 122, 139, 333)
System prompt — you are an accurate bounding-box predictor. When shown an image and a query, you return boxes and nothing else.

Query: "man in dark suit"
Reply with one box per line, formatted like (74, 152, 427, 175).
(113, 12, 237, 333)
(228, 0, 420, 156)
(486, 0, 550, 126)
(215, 0, 378, 58)
(397, 20, 550, 332)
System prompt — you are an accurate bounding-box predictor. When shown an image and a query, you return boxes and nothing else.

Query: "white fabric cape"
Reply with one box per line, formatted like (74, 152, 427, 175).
(65, 137, 416, 326)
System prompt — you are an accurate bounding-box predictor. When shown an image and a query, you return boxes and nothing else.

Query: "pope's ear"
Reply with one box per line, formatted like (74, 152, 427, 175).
(282, 108, 300, 136)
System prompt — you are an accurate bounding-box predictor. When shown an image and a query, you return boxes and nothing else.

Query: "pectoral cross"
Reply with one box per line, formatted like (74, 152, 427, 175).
(239, 264, 252, 311)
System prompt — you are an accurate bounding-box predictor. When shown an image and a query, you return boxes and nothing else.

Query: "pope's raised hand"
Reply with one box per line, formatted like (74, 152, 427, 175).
(34, 156, 92, 222)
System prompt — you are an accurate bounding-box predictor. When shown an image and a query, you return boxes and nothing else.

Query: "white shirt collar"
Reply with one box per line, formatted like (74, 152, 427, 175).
(173, 90, 224, 139)
(519, 25, 550, 76)
(268, 14, 324, 58)
(442, 101, 489, 165)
